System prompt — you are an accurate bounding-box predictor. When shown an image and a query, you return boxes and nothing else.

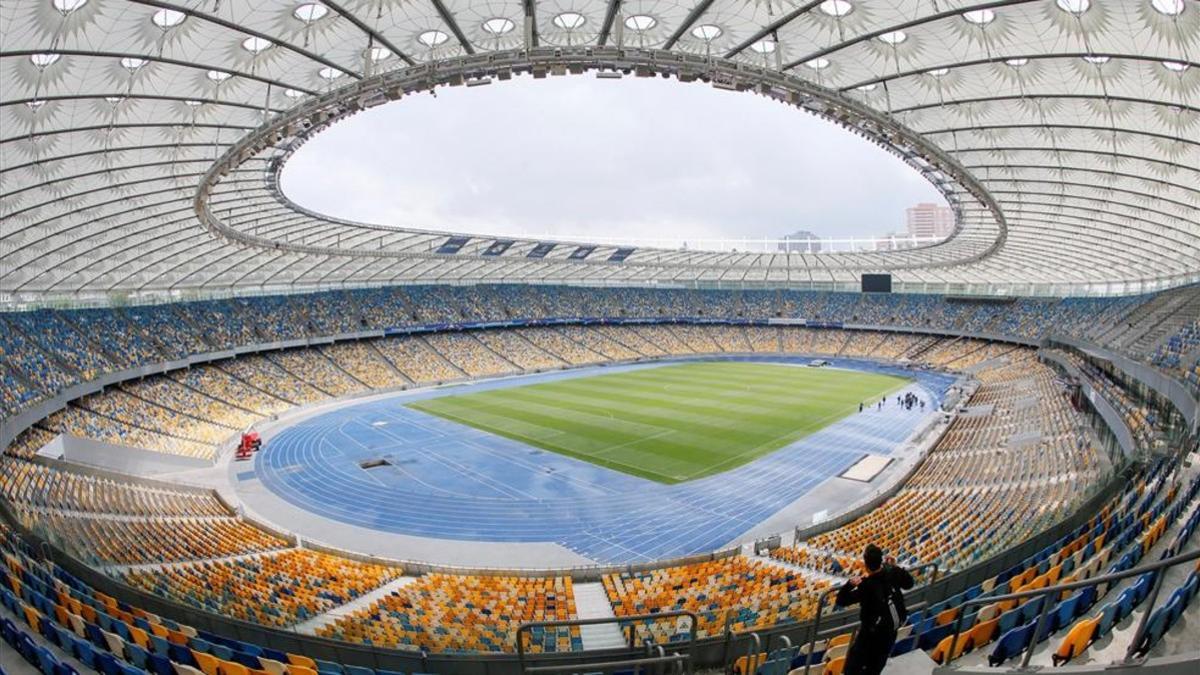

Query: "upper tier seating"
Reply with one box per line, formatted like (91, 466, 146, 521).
(5, 285, 1198, 419)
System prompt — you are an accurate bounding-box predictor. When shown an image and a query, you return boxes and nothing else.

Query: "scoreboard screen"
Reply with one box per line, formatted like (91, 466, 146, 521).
(862, 274, 893, 293)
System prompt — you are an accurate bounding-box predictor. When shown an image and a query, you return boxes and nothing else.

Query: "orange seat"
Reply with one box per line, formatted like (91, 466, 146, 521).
(193, 650, 221, 675)
(1052, 618, 1098, 666)
(823, 656, 846, 675)
(286, 654, 316, 669)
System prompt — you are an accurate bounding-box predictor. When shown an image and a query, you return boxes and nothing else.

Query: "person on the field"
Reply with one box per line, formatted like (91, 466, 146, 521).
(836, 544, 914, 675)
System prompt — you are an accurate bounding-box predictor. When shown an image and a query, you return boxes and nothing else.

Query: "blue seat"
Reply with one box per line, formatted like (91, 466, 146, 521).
(1055, 594, 1083, 627)
(168, 643, 197, 667)
(344, 666, 375, 675)
(316, 659, 344, 675)
(72, 635, 96, 668)
(1134, 606, 1171, 657)
(147, 653, 174, 675)
(149, 634, 170, 656)
(96, 652, 122, 675)
(988, 623, 1034, 667)
(230, 651, 261, 669)
(37, 645, 61, 675)
(210, 643, 234, 660)
(890, 635, 917, 656)
(127, 643, 150, 669)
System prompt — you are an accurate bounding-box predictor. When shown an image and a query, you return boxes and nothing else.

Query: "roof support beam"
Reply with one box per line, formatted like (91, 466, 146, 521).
(319, 0, 416, 66)
(724, 1, 822, 58)
(427, 0, 475, 54)
(524, 0, 539, 48)
(597, 0, 622, 46)
(663, 0, 718, 50)
(124, 0, 365, 78)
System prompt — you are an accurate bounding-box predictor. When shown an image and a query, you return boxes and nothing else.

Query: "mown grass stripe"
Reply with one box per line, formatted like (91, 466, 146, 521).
(409, 362, 909, 484)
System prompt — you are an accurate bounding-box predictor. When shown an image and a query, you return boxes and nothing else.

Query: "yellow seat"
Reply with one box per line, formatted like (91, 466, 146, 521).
(823, 656, 846, 675)
(1052, 618, 1098, 666)
(193, 650, 221, 675)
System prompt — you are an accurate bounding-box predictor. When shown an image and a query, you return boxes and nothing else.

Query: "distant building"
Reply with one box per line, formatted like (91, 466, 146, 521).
(778, 230, 822, 253)
(905, 203, 955, 240)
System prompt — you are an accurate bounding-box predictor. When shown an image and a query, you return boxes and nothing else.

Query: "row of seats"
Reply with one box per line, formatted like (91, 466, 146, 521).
(0, 522, 416, 675)
(0, 457, 229, 517)
(771, 352, 1103, 578)
(8, 284, 1194, 419)
(121, 550, 400, 628)
(316, 575, 579, 653)
(602, 557, 831, 642)
(17, 509, 288, 566)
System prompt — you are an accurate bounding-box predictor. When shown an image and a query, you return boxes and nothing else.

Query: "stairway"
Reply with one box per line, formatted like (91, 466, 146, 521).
(292, 575, 416, 635)
(572, 582, 627, 650)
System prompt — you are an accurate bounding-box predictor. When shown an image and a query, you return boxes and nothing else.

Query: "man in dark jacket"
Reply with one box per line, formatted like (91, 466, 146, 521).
(835, 544, 915, 675)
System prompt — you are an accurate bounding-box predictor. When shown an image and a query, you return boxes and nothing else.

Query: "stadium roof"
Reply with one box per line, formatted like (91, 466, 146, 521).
(1, 0, 1197, 306)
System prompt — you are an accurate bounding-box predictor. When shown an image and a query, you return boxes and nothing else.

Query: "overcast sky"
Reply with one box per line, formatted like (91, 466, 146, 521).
(281, 74, 944, 247)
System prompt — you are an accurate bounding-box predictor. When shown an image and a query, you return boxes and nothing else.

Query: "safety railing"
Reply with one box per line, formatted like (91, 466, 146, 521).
(942, 547, 1200, 669)
(516, 611, 697, 675)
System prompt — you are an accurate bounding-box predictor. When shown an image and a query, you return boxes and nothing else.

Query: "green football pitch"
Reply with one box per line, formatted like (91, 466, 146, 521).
(408, 361, 910, 484)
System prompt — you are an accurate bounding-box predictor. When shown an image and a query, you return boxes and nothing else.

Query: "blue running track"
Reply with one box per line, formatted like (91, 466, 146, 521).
(254, 356, 955, 564)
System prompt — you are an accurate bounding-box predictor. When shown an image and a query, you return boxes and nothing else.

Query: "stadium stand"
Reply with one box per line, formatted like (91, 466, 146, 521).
(317, 575, 579, 653)
(122, 550, 399, 627)
(0, 287, 1197, 669)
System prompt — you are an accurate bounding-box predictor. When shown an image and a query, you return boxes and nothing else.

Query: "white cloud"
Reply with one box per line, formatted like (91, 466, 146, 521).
(281, 74, 945, 247)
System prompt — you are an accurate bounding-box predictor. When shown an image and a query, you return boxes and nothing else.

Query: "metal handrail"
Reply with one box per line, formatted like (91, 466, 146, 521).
(516, 610, 698, 675)
(942, 546, 1200, 669)
(802, 562, 939, 675)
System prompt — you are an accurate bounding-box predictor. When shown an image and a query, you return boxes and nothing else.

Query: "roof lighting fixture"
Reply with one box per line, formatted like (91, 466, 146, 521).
(552, 12, 586, 30)
(857, 83, 878, 91)
(750, 39, 776, 54)
(52, 0, 89, 14)
(206, 70, 232, 82)
(283, 88, 305, 98)
(806, 58, 831, 69)
(962, 9, 996, 25)
(1162, 60, 1189, 72)
(417, 29, 449, 47)
(241, 36, 273, 54)
(1150, 0, 1185, 15)
(293, 3, 328, 24)
(318, 67, 343, 80)
(368, 47, 392, 62)
(1005, 58, 1029, 67)
(30, 53, 60, 68)
(624, 15, 657, 31)
(819, 0, 853, 18)
(691, 24, 722, 40)
(120, 57, 148, 70)
(152, 8, 186, 28)
(27, 100, 46, 111)
(184, 99, 202, 107)
(1082, 55, 1110, 64)
(929, 67, 950, 76)
(878, 30, 907, 45)
(104, 96, 124, 104)
(1056, 0, 1090, 15)
(482, 17, 515, 35)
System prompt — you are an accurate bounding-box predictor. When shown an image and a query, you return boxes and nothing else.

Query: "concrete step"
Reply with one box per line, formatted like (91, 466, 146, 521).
(573, 582, 627, 651)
